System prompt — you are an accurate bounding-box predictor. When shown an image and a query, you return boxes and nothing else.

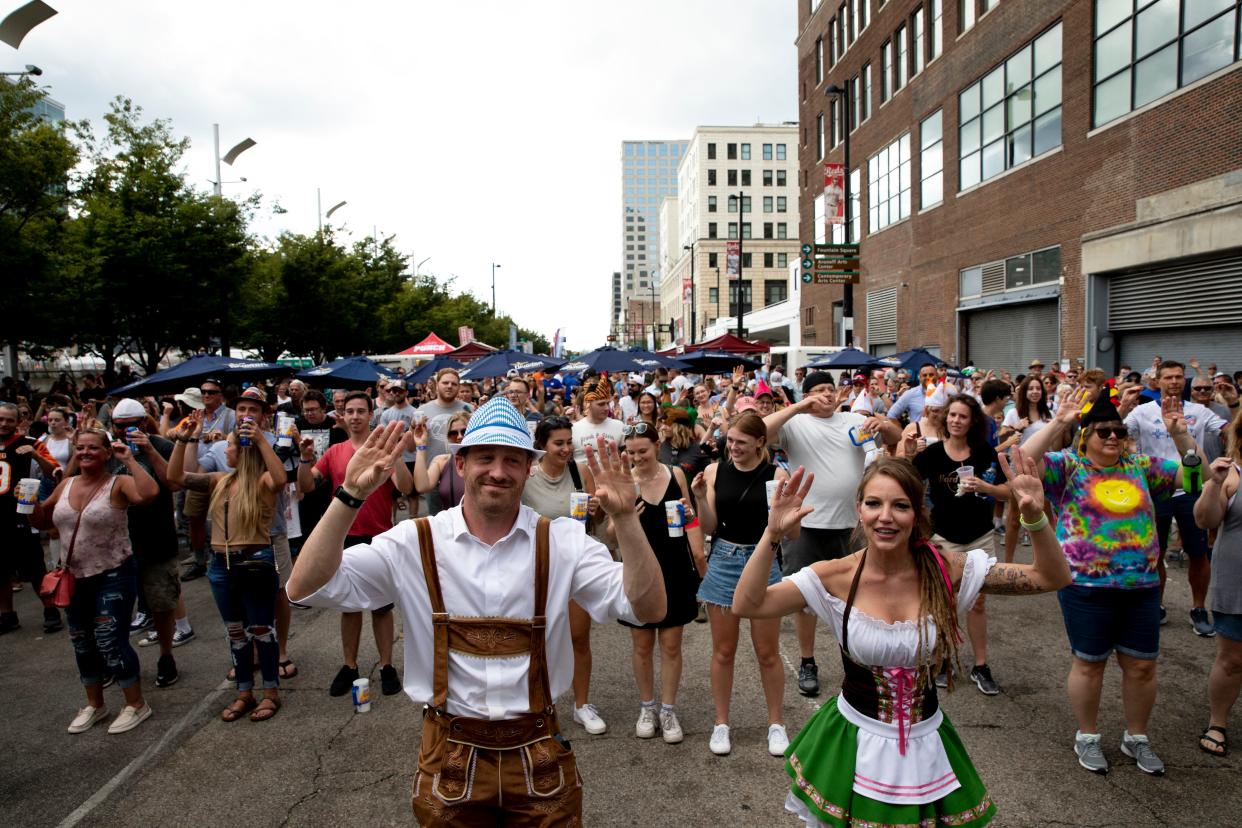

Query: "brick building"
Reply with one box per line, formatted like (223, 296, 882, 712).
(796, 0, 1242, 374)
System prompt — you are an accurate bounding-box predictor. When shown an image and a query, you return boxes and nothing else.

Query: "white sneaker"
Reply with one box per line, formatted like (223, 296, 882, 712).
(659, 708, 684, 744)
(635, 706, 657, 739)
(709, 723, 732, 755)
(137, 630, 160, 648)
(107, 704, 152, 734)
(68, 705, 108, 734)
(573, 704, 607, 735)
(768, 724, 790, 756)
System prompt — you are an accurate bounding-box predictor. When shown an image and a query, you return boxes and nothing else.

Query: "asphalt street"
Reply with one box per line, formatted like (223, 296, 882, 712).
(1, 546, 1238, 828)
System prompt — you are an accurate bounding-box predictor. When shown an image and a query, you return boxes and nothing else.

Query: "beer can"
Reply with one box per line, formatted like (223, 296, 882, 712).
(352, 677, 371, 712)
(569, 492, 590, 523)
(125, 427, 141, 455)
(765, 479, 780, 509)
(664, 501, 685, 537)
(238, 415, 254, 447)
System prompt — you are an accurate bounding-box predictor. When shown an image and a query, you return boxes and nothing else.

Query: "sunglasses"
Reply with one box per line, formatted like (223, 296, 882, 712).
(623, 422, 653, 437)
(1093, 426, 1129, 440)
(1191, 386, 1212, 392)
(447, 429, 466, 438)
(199, 388, 221, 395)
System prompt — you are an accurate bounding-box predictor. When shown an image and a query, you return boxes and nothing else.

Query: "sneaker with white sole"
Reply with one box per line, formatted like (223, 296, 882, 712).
(171, 627, 195, 647)
(68, 705, 109, 734)
(573, 704, 607, 735)
(137, 630, 161, 648)
(1074, 732, 1109, 775)
(107, 704, 152, 734)
(768, 724, 790, 757)
(129, 612, 152, 634)
(635, 707, 657, 739)
(1121, 732, 1165, 776)
(1190, 608, 1216, 638)
(660, 709, 683, 744)
(709, 724, 732, 755)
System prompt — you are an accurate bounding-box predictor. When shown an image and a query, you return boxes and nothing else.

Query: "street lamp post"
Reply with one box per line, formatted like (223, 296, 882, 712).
(649, 279, 660, 348)
(682, 242, 696, 347)
(0, 63, 41, 77)
(212, 124, 255, 197)
(715, 266, 721, 333)
(736, 190, 747, 340)
(826, 83, 854, 347)
(317, 189, 347, 233)
(491, 262, 501, 313)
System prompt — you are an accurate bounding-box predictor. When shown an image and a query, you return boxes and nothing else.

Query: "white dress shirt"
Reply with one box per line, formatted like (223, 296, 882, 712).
(301, 505, 638, 719)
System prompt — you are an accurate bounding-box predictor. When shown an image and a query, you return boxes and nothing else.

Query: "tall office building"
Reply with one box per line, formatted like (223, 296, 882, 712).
(619, 139, 689, 343)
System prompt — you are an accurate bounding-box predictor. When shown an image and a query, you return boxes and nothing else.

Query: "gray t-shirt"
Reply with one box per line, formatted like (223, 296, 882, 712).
(1210, 466, 1242, 615)
(379, 403, 420, 461)
(419, 399, 472, 464)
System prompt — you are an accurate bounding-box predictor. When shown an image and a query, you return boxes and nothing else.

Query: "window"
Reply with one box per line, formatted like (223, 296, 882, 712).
(881, 39, 892, 101)
(743, 252, 753, 267)
(837, 11, 846, 58)
(895, 25, 908, 89)
(912, 8, 925, 76)
(763, 143, 773, 160)
(982, 0, 998, 10)
(707, 143, 717, 160)
(960, 266, 983, 298)
(741, 170, 752, 186)
(1092, 0, 1242, 128)
(708, 168, 717, 185)
(727, 143, 738, 159)
(777, 170, 788, 186)
(959, 23, 1062, 190)
(764, 222, 775, 238)
(961, 0, 976, 32)
(709, 252, 718, 267)
(764, 169, 775, 185)
(728, 169, 739, 186)
(817, 112, 826, 159)
(777, 143, 787, 160)
(849, 168, 861, 242)
(831, 97, 843, 146)
(929, 0, 943, 59)
(708, 222, 718, 239)
(828, 19, 838, 66)
(728, 195, 751, 212)
(861, 63, 872, 120)
(868, 133, 912, 231)
(764, 196, 774, 212)
(709, 287, 719, 305)
(729, 222, 738, 239)
(850, 75, 861, 129)
(741, 143, 752, 160)
(920, 109, 944, 208)
(778, 252, 788, 267)
(742, 223, 753, 239)
(764, 252, 775, 267)
(778, 196, 788, 211)
(816, 37, 824, 83)
(1005, 247, 1060, 288)
(857, 0, 869, 32)
(708, 196, 718, 213)
(765, 280, 788, 305)
(778, 222, 789, 239)
(729, 281, 753, 316)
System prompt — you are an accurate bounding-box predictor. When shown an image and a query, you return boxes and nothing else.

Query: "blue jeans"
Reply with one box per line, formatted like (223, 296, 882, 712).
(1156, 492, 1210, 558)
(207, 548, 280, 691)
(698, 539, 782, 608)
(66, 557, 141, 688)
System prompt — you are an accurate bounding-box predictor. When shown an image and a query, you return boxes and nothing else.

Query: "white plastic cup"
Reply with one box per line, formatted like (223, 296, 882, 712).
(352, 677, 371, 712)
(569, 492, 590, 523)
(665, 501, 685, 537)
(276, 413, 296, 448)
(765, 479, 780, 509)
(15, 478, 39, 514)
(955, 465, 975, 497)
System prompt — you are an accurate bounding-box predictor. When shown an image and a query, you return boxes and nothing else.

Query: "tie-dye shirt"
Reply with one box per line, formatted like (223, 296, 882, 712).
(1043, 450, 1180, 588)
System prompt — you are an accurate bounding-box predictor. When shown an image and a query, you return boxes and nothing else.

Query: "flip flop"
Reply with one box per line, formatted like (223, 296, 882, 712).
(250, 697, 281, 722)
(221, 695, 257, 722)
(279, 659, 298, 679)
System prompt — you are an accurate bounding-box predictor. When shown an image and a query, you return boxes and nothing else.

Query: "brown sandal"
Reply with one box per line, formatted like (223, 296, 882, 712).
(250, 696, 281, 722)
(221, 695, 257, 722)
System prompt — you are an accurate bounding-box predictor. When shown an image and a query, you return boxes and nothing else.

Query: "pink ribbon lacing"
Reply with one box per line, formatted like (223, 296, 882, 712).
(884, 667, 918, 756)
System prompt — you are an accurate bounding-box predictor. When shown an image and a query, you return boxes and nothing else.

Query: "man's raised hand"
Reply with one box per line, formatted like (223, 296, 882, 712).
(342, 422, 407, 499)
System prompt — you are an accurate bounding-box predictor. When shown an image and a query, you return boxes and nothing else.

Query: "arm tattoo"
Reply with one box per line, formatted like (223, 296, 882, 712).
(982, 564, 1043, 595)
(182, 472, 214, 493)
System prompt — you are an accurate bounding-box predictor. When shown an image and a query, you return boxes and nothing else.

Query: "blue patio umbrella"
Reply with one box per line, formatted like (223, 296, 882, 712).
(109, 353, 292, 397)
(457, 350, 566, 381)
(677, 350, 763, 374)
(298, 356, 396, 389)
(405, 356, 465, 385)
(805, 348, 882, 370)
(883, 347, 945, 373)
(559, 347, 689, 375)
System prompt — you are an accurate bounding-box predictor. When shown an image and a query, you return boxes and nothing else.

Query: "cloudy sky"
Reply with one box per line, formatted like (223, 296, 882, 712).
(9, 0, 798, 351)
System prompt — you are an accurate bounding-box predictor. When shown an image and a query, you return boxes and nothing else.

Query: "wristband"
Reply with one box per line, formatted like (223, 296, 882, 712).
(416, 445, 428, 451)
(299, 457, 315, 465)
(187, 437, 200, 444)
(334, 486, 365, 509)
(1019, 512, 1049, 532)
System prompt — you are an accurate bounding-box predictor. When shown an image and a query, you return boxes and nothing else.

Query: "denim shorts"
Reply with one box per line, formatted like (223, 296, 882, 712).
(697, 538, 781, 608)
(1057, 584, 1160, 661)
(1215, 611, 1242, 642)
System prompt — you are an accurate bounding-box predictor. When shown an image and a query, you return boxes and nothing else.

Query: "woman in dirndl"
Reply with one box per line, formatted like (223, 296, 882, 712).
(733, 450, 1070, 827)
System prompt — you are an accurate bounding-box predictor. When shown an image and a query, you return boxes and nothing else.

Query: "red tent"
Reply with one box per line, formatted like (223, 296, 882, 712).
(398, 333, 454, 355)
(690, 333, 770, 354)
(445, 341, 498, 362)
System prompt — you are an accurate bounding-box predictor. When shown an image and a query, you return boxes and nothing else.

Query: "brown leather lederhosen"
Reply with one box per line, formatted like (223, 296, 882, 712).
(410, 516, 583, 827)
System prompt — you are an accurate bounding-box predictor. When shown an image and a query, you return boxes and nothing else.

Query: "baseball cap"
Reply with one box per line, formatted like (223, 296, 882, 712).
(112, 398, 147, 420)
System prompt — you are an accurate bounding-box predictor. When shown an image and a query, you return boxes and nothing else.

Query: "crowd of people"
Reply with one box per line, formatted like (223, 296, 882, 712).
(3, 351, 1241, 824)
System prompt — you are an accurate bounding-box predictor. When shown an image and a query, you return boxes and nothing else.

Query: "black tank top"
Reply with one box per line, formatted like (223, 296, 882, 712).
(713, 461, 776, 545)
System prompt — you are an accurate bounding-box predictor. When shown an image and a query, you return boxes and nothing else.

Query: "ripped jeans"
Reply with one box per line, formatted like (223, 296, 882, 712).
(207, 547, 279, 691)
(66, 557, 141, 688)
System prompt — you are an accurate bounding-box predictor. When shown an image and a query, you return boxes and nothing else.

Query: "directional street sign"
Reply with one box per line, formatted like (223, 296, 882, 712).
(800, 241, 860, 284)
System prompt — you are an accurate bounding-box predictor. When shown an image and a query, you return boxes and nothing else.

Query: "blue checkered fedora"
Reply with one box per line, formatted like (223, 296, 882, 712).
(449, 396, 544, 458)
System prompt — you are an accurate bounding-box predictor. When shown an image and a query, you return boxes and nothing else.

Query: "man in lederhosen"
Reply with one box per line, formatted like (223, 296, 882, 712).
(288, 396, 666, 825)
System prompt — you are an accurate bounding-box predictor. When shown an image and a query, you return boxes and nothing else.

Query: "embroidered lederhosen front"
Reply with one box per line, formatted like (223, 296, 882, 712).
(411, 516, 582, 827)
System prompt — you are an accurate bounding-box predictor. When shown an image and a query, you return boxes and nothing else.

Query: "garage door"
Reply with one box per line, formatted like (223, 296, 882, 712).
(1108, 252, 1242, 374)
(965, 300, 1059, 376)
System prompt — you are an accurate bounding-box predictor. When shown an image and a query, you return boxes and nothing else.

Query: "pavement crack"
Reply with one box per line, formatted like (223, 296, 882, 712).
(278, 708, 358, 828)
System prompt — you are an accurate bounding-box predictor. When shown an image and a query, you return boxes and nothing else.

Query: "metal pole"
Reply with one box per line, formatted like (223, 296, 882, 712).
(317, 187, 322, 234)
(689, 242, 696, 345)
(736, 190, 746, 340)
(715, 267, 721, 332)
(491, 263, 499, 313)
(842, 86, 854, 348)
(213, 124, 222, 197)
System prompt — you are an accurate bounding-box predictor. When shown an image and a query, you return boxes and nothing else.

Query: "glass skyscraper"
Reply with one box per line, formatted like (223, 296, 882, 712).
(619, 139, 688, 339)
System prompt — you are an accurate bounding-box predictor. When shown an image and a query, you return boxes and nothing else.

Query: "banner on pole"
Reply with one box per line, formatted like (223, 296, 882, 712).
(824, 163, 845, 227)
(726, 241, 741, 279)
(457, 326, 474, 345)
(682, 279, 692, 303)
